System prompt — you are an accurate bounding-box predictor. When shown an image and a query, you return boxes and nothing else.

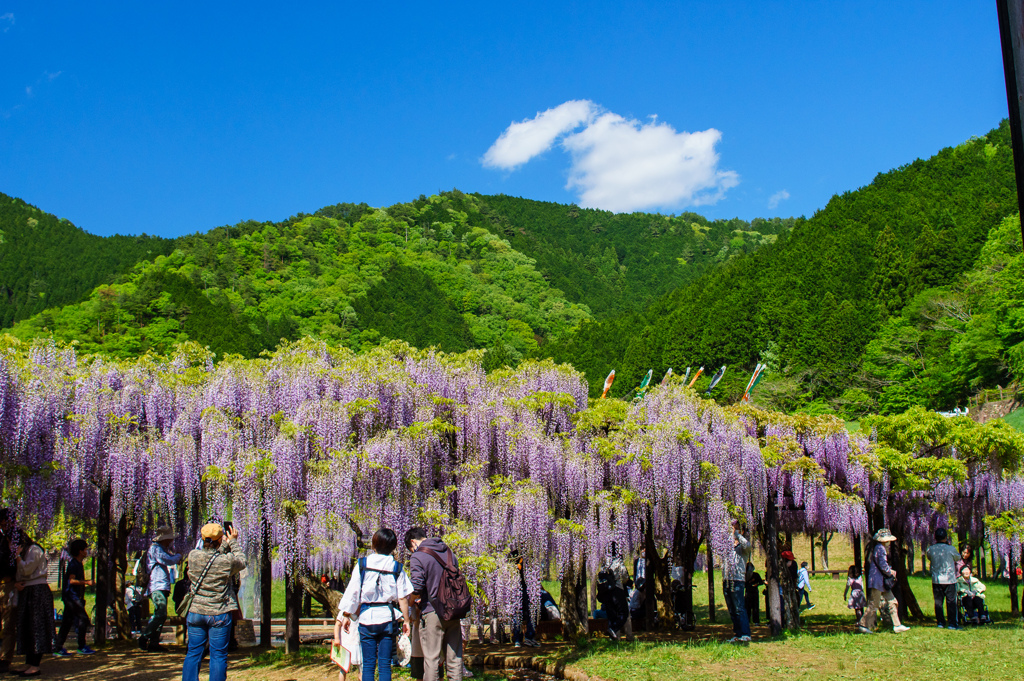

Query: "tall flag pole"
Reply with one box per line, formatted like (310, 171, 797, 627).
(704, 365, 727, 396)
(683, 367, 691, 385)
(600, 370, 616, 399)
(687, 366, 704, 388)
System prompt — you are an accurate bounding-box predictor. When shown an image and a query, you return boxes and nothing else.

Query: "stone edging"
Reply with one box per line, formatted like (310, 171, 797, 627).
(464, 653, 604, 681)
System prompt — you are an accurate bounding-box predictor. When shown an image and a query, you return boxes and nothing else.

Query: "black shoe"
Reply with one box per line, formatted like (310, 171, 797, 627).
(147, 644, 168, 653)
(137, 636, 148, 651)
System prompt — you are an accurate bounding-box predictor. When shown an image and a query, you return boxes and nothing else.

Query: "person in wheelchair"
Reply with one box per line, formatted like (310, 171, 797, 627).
(956, 566, 989, 625)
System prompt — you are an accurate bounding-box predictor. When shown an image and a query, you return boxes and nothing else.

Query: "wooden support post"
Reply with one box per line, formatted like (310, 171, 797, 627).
(706, 542, 716, 623)
(260, 524, 273, 648)
(93, 489, 111, 646)
(810, 532, 816, 572)
(765, 497, 782, 636)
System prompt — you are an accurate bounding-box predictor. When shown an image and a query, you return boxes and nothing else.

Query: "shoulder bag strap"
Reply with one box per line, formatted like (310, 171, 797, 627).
(188, 553, 220, 602)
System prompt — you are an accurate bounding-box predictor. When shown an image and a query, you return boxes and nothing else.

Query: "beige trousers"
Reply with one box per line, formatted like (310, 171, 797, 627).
(858, 588, 901, 630)
(420, 611, 462, 681)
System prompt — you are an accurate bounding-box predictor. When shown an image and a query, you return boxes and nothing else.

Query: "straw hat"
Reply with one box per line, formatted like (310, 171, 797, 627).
(872, 528, 897, 543)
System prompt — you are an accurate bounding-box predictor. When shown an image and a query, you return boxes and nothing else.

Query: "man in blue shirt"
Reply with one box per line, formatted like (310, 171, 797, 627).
(138, 527, 181, 653)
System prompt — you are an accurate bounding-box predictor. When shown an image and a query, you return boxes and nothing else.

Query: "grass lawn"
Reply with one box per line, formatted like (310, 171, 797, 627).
(1000, 405, 1024, 431)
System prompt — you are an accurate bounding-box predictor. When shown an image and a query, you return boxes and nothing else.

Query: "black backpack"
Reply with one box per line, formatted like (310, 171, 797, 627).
(596, 567, 616, 603)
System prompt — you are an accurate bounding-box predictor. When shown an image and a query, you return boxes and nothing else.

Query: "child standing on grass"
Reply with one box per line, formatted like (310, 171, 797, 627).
(796, 562, 814, 610)
(844, 565, 866, 622)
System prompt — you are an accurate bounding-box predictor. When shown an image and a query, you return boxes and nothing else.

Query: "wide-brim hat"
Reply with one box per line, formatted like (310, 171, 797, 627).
(153, 526, 176, 542)
(780, 550, 795, 561)
(873, 528, 897, 543)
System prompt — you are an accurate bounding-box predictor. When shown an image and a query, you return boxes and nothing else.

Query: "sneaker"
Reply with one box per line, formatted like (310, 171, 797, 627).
(607, 628, 619, 641)
(739, 635, 751, 643)
(936, 623, 944, 628)
(513, 642, 522, 648)
(462, 668, 474, 678)
(805, 604, 815, 611)
(77, 647, 97, 656)
(524, 639, 540, 648)
(857, 626, 874, 634)
(893, 625, 910, 633)
(52, 650, 73, 658)
(726, 636, 740, 643)
(946, 625, 961, 630)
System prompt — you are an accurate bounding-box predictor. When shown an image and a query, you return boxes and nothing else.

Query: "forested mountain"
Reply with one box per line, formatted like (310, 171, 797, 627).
(555, 121, 1019, 412)
(0, 193, 174, 327)
(4, 191, 784, 362)
(474, 195, 793, 318)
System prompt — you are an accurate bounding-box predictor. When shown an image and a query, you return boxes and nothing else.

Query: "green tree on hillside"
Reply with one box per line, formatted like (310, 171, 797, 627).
(871, 225, 907, 317)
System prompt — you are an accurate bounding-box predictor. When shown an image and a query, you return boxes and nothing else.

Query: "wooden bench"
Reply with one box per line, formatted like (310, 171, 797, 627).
(808, 569, 846, 580)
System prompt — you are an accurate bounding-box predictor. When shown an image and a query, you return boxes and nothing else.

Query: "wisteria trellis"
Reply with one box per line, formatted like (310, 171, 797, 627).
(2, 335, 1024, 627)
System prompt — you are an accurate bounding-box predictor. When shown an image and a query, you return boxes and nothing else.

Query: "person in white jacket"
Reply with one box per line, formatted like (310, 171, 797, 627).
(13, 534, 54, 677)
(335, 529, 411, 681)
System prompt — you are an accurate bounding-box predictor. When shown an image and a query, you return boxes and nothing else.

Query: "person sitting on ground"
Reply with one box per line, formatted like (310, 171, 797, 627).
(539, 588, 560, 622)
(745, 563, 764, 626)
(796, 561, 814, 610)
(844, 564, 866, 622)
(926, 527, 961, 630)
(857, 529, 910, 634)
(182, 523, 247, 681)
(336, 528, 412, 681)
(53, 539, 96, 657)
(956, 566, 988, 625)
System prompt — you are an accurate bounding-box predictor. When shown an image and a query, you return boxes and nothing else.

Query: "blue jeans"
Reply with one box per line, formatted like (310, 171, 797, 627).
(723, 580, 750, 637)
(182, 612, 232, 681)
(359, 621, 394, 681)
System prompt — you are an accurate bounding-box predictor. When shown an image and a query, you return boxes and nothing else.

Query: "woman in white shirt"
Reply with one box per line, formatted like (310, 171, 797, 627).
(335, 529, 412, 681)
(13, 534, 54, 677)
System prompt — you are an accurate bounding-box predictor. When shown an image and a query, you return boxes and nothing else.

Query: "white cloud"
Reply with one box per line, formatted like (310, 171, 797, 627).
(767, 189, 790, 210)
(24, 86, 31, 97)
(482, 100, 596, 170)
(46, 71, 62, 81)
(482, 100, 738, 212)
(0, 13, 12, 32)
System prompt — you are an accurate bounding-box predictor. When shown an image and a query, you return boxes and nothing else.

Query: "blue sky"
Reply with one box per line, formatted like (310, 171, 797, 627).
(0, 1, 1010, 237)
